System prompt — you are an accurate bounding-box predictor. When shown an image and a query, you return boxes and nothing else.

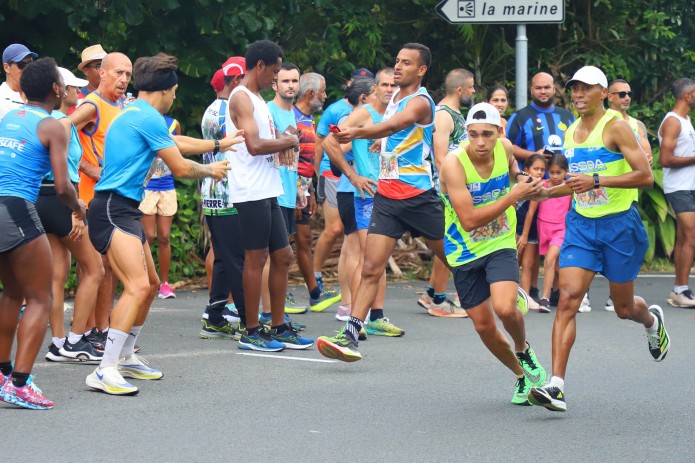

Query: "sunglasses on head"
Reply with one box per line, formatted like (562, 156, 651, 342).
(12, 60, 33, 70)
(610, 91, 633, 98)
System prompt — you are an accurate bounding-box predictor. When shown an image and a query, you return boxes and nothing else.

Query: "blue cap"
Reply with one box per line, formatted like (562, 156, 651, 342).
(3, 43, 38, 64)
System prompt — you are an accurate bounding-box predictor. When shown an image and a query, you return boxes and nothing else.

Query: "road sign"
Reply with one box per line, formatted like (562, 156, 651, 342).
(436, 0, 565, 24)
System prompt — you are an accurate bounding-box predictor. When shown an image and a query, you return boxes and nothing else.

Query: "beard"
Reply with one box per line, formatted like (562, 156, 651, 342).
(460, 95, 474, 107)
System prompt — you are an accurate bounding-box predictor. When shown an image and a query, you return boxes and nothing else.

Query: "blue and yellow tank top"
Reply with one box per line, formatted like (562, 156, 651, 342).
(378, 87, 435, 200)
(352, 104, 382, 198)
(444, 140, 517, 267)
(563, 109, 635, 218)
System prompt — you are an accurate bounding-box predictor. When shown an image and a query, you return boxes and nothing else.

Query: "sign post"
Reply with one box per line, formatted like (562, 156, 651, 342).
(435, 0, 565, 109)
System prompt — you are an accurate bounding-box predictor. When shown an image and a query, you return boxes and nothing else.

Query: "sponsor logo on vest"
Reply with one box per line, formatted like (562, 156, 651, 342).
(0, 137, 25, 152)
(569, 159, 607, 173)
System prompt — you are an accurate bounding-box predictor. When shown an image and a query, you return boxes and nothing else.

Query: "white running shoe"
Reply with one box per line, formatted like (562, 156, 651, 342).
(86, 366, 138, 395)
(118, 354, 163, 380)
(428, 300, 468, 318)
(604, 297, 615, 312)
(578, 293, 591, 313)
(335, 305, 351, 322)
(667, 289, 695, 308)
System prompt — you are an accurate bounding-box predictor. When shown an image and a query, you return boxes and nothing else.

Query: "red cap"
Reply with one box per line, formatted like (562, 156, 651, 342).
(222, 56, 246, 76)
(210, 69, 225, 92)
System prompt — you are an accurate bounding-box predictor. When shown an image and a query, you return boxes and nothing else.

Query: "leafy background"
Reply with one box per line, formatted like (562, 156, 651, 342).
(2, 0, 694, 282)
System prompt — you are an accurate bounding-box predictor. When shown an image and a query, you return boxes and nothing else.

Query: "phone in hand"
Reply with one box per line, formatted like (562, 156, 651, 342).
(329, 124, 341, 133)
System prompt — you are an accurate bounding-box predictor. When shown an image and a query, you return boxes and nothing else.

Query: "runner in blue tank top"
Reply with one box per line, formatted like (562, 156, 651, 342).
(0, 58, 85, 410)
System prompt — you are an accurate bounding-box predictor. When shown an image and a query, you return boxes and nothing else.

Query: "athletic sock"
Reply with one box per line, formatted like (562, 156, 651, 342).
(67, 332, 82, 344)
(0, 361, 12, 376)
(549, 376, 564, 391)
(271, 323, 289, 334)
(346, 317, 364, 342)
(11, 372, 29, 388)
(433, 293, 447, 305)
(309, 286, 321, 300)
(426, 286, 435, 298)
(120, 326, 142, 358)
(52, 337, 65, 349)
(646, 313, 659, 333)
(84, 329, 93, 337)
(100, 328, 128, 369)
(674, 285, 688, 294)
(247, 326, 260, 336)
(369, 308, 384, 321)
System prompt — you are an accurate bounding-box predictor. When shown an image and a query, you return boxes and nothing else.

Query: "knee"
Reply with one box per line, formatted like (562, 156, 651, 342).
(613, 297, 641, 320)
(361, 258, 384, 282)
(272, 247, 294, 267)
(496, 303, 519, 323)
(158, 232, 171, 247)
(557, 286, 584, 311)
(472, 318, 497, 338)
(126, 279, 152, 300)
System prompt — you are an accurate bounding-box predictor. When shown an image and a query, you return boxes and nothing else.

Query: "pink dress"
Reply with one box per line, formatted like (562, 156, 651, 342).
(537, 180, 572, 255)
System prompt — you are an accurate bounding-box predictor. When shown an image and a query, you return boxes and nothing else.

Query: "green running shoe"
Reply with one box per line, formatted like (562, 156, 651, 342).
(199, 320, 240, 340)
(646, 305, 670, 361)
(517, 286, 529, 316)
(511, 375, 531, 406)
(284, 293, 308, 314)
(516, 342, 546, 387)
(317, 327, 362, 362)
(365, 317, 405, 337)
(309, 287, 341, 312)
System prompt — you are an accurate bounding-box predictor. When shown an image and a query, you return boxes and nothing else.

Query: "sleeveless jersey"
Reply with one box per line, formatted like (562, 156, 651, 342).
(433, 104, 467, 192)
(658, 111, 695, 193)
(145, 116, 178, 191)
(444, 140, 517, 266)
(352, 104, 383, 198)
(77, 91, 123, 205)
(564, 109, 635, 218)
(225, 86, 282, 203)
(201, 98, 235, 215)
(44, 110, 81, 183)
(378, 87, 435, 199)
(0, 106, 52, 203)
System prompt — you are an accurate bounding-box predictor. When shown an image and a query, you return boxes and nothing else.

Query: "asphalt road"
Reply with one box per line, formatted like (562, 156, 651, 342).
(4, 275, 695, 462)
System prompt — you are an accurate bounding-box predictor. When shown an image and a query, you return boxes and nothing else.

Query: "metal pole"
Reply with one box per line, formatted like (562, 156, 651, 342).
(515, 24, 528, 110)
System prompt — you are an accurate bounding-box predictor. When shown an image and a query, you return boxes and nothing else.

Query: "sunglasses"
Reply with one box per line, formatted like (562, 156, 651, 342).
(84, 62, 102, 70)
(610, 91, 633, 98)
(12, 60, 33, 70)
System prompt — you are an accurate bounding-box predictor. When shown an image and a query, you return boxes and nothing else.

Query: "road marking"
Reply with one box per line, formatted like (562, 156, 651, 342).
(236, 353, 337, 363)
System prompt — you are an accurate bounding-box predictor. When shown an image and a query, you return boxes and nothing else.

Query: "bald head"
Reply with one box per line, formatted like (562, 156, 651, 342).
(101, 52, 131, 71)
(530, 72, 555, 108)
(98, 52, 132, 102)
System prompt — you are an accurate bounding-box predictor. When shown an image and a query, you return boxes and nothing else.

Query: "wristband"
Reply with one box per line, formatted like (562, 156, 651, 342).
(515, 171, 530, 181)
(213, 139, 220, 155)
(593, 173, 600, 189)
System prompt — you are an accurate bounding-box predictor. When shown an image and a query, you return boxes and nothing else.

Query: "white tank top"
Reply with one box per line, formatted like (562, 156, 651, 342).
(225, 86, 283, 202)
(658, 111, 695, 193)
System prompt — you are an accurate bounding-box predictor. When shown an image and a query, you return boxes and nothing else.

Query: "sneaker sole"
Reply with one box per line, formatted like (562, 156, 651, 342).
(365, 329, 404, 337)
(279, 341, 314, 350)
(648, 307, 670, 362)
(511, 398, 531, 406)
(45, 353, 75, 363)
(158, 294, 176, 299)
(427, 308, 468, 318)
(335, 314, 350, 322)
(310, 294, 342, 312)
(119, 369, 164, 380)
(317, 338, 362, 362)
(528, 389, 566, 412)
(86, 377, 139, 396)
(59, 350, 102, 362)
(1, 393, 53, 410)
(237, 341, 284, 352)
(284, 306, 309, 314)
(417, 299, 432, 311)
(199, 331, 240, 341)
(666, 297, 695, 308)
(538, 308, 551, 313)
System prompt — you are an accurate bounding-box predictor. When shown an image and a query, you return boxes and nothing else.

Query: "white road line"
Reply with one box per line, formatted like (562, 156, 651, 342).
(236, 353, 337, 363)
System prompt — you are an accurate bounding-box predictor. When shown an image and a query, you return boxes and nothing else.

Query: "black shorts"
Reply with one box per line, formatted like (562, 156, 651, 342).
(337, 192, 357, 235)
(665, 190, 695, 214)
(280, 205, 296, 236)
(452, 248, 519, 309)
(234, 197, 289, 252)
(515, 200, 538, 243)
(0, 196, 45, 253)
(36, 185, 73, 238)
(295, 201, 311, 226)
(369, 189, 444, 240)
(88, 191, 146, 255)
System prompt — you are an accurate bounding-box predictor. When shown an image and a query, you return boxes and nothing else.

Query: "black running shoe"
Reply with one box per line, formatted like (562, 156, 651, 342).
(45, 343, 71, 362)
(646, 305, 670, 362)
(85, 330, 106, 352)
(59, 336, 103, 362)
(528, 384, 567, 412)
(549, 289, 560, 307)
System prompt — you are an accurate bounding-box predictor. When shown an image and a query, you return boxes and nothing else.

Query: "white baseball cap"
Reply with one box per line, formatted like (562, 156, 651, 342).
(466, 102, 502, 127)
(59, 67, 88, 88)
(566, 66, 608, 89)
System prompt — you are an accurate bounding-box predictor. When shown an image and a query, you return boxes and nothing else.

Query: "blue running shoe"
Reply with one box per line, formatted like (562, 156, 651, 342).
(269, 328, 314, 350)
(260, 313, 306, 331)
(238, 327, 285, 352)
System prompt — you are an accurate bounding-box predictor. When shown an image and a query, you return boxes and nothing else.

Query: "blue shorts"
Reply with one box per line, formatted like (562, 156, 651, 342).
(559, 204, 647, 283)
(354, 196, 374, 231)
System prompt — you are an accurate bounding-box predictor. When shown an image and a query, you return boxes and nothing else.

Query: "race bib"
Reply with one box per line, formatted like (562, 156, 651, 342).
(469, 215, 512, 243)
(379, 152, 399, 180)
(575, 188, 610, 208)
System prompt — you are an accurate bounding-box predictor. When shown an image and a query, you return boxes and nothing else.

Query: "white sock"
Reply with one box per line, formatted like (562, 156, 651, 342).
(67, 331, 82, 344)
(646, 313, 659, 333)
(674, 285, 688, 294)
(120, 325, 142, 359)
(84, 329, 92, 336)
(314, 272, 322, 279)
(99, 329, 128, 368)
(52, 337, 65, 349)
(549, 376, 565, 391)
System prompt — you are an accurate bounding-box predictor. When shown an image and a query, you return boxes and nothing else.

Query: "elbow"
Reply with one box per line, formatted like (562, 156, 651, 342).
(641, 170, 654, 188)
(460, 219, 477, 233)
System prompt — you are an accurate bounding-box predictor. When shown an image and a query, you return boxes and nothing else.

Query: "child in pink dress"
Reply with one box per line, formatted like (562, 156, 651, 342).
(537, 154, 571, 313)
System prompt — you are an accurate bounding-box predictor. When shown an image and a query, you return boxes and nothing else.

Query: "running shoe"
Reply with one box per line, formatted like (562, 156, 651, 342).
(365, 318, 405, 337)
(158, 282, 176, 299)
(667, 289, 695, 308)
(200, 319, 240, 340)
(284, 293, 308, 314)
(529, 287, 540, 302)
(0, 376, 54, 410)
(516, 287, 529, 316)
(260, 313, 306, 331)
(317, 327, 362, 362)
(45, 342, 72, 362)
(118, 354, 163, 380)
(511, 375, 531, 406)
(86, 366, 139, 395)
(578, 293, 592, 313)
(59, 336, 103, 362)
(310, 287, 341, 312)
(359, 327, 367, 341)
(516, 342, 546, 387)
(538, 298, 551, 313)
(85, 329, 106, 352)
(223, 303, 240, 323)
(335, 304, 351, 322)
(604, 297, 615, 312)
(453, 295, 461, 308)
(646, 305, 670, 362)
(0, 372, 8, 389)
(528, 384, 566, 412)
(417, 293, 432, 311)
(428, 300, 468, 318)
(238, 327, 285, 352)
(268, 327, 314, 350)
(527, 297, 540, 311)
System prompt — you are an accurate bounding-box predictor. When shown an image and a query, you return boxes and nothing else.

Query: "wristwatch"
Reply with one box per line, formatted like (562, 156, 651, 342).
(593, 173, 600, 189)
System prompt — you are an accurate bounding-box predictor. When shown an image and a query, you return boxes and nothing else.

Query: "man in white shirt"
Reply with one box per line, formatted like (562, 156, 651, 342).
(0, 43, 38, 121)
